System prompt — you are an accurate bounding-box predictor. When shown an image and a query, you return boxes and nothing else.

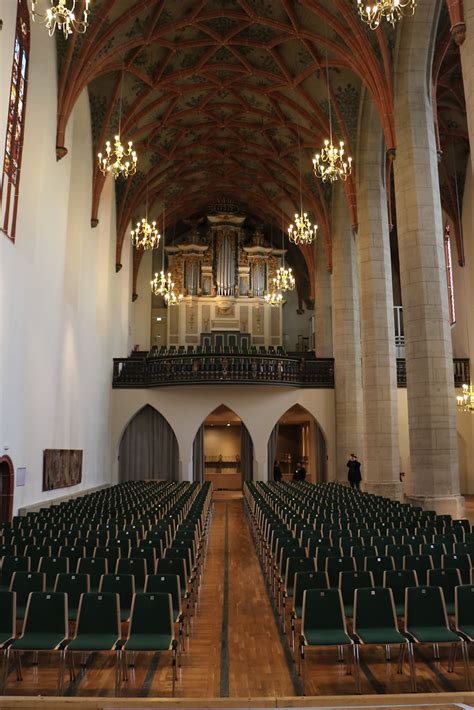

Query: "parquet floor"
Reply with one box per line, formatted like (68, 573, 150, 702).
(2, 492, 474, 705)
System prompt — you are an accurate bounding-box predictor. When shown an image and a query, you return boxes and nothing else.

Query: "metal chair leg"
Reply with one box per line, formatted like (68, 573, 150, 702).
(15, 652, 22, 681)
(2, 649, 9, 694)
(397, 643, 405, 674)
(462, 641, 471, 691)
(408, 642, 417, 692)
(385, 644, 391, 661)
(354, 645, 361, 693)
(57, 650, 65, 696)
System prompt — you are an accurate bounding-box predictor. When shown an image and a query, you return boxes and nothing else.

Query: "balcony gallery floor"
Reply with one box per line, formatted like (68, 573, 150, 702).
(3, 493, 474, 706)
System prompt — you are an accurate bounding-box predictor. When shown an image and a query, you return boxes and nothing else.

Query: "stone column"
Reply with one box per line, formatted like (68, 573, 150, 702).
(394, 0, 464, 516)
(459, 0, 474, 156)
(331, 185, 364, 483)
(357, 99, 402, 500)
(314, 236, 333, 357)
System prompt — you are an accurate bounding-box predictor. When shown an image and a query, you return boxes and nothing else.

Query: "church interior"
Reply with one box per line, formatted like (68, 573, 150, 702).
(2, 0, 474, 707)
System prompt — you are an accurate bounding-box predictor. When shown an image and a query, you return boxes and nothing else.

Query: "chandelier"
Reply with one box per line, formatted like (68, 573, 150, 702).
(356, 0, 417, 30)
(150, 208, 183, 306)
(31, 0, 90, 38)
(131, 218, 160, 251)
(288, 212, 317, 245)
(313, 41, 352, 183)
(151, 272, 183, 306)
(456, 384, 474, 413)
(264, 280, 283, 307)
(275, 265, 295, 292)
(98, 69, 137, 179)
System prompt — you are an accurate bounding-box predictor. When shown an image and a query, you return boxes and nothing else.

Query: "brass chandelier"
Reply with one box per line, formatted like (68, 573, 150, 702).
(313, 42, 352, 183)
(456, 384, 474, 413)
(288, 137, 318, 245)
(275, 216, 295, 292)
(264, 279, 283, 307)
(98, 69, 137, 179)
(31, 0, 90, 38)
(131, 185, 160, 251)
(357, 0, 417, 30)
(150, 207, 183, 306)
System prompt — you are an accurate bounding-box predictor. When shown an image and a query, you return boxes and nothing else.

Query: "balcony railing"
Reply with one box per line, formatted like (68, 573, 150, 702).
(112, 354, 470, 390)
(113, 354, 335, 389)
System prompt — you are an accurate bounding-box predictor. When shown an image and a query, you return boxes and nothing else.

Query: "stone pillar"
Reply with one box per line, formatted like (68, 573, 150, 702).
(394, 0, 464, 516)
(460, 0, 474, 159)
(314, 236, 333, 357)
(332, 186, 364, 483)
(357, 99, 402, 500)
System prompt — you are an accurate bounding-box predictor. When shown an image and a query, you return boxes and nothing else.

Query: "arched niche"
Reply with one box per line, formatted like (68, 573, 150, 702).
(192, 404, 254, 487)
(267, 404, 328, 483)
(0, 457, 14, 523)
(119, 405, 179, 482)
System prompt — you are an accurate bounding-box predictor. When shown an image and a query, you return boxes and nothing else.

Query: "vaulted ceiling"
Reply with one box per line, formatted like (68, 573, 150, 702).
(54, 0, 468, 295)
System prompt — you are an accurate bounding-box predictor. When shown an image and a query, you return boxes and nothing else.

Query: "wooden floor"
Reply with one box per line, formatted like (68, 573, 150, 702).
(3, 492, 474, 706)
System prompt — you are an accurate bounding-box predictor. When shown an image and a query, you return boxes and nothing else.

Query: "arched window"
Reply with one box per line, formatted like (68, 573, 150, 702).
(1, 0, 30, 242)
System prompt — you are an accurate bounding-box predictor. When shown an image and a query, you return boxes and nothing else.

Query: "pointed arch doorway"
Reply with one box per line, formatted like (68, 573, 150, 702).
(118, 405, 179, 481)
(267, 405, 328, 483)
(192, 405, 253, 487)
(0, 457, 14, 523)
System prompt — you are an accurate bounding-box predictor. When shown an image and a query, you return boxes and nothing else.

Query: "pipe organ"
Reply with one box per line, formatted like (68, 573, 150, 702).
(156, 208, 285, 348)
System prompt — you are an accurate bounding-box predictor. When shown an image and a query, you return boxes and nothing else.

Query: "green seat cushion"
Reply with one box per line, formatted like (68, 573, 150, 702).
(458, 625, 474, 641)
(13, 634, 66, 650)
(124, 633, 172, 651)
(303, 629, 352, 646)
(356, 627, 407, 645)
(67, 634, 119, 651)
(408, 626, 460, 643)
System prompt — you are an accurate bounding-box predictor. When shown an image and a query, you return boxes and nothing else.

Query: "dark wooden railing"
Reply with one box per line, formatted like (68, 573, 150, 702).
(112, 354, 470, 390)
(113, 354, 335, 388)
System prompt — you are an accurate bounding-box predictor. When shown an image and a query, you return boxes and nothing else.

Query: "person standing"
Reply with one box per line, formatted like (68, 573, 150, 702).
(293, 461, 306, 481)
(347, 454, 362, 490)
(273, 460, 282, 482)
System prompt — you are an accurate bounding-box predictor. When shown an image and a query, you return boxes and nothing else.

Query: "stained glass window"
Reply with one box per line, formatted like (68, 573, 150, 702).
(1, 0, 30, 242)
(444, 222, 456, 326)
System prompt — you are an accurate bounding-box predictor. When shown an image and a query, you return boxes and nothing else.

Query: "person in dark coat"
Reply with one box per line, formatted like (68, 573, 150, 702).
(293, 461, 306, 481)
(347, 454, 362, 489)
(273, 460, 282, 482)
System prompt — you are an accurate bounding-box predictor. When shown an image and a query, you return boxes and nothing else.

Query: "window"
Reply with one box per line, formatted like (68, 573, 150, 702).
(444, 222, 456, 325)
(1, 0, 30, 242)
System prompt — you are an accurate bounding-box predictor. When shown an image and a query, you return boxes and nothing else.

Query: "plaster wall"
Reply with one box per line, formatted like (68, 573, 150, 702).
(0, 13, 131, 512)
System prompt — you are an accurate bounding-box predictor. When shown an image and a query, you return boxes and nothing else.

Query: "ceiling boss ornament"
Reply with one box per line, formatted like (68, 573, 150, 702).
(31, 0, 90, 38)
(356, 0, 417, 30)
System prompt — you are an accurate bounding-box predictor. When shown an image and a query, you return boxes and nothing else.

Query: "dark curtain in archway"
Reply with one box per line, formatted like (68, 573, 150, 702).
(241, 424, 253, 482)
(119, 406, 179, 481)
(267, 423, 279, 480)
(192, 425, 204, 482)
(316, 424, 328, 482)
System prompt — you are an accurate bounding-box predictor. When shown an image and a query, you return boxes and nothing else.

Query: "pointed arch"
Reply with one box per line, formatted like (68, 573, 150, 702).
(118, 404, 179, 482)
(0, 456, 14, 523)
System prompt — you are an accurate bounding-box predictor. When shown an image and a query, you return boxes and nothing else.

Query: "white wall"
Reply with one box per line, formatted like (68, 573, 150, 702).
(282, 289, 314, 351)
(130, 249, 152, 351)
(0, 11, 131, 512)
(110, 387, 336, 484)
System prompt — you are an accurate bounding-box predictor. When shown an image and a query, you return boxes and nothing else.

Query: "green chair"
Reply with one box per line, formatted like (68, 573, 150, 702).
(121, 592, 178, 695)
(156, 558, 188, 597)
(420, 543, 446, 568)
(428, 568, 462, 615)
(383, 569, 418, 617)
(38, 557, 69, 591)
(353, 587, 414, 692)
(0, 556, 30, 590)
(65, 592, 121, 693)
(350, 545, 377, 570)
(77, 557, 108, 591)
(58, 545, 86, 565)
(130, 546, 157, 576)
(0, 590, 16, 693)
(115, 558, 147, 592)
(94, 546, 121, 571)
(99, 574, 135, 622)
(24, 545, 52, 570)
(10, 571, 46, 620)
(290, 571, 329, 651)
(386, 544, 413, 568)
(339, 570, 374, 618)
(299, 588, 357, 689)
(442, 553, 472, 584)
(145, 573, 185, 647)
(405, 585, 467, 684)
(455, 584, 474, 689)
(54, 573, 90, 621)
(364, 556, 395, 586)
(326, 556, 356, 587)
(6, 592, 68, 694)
(403, 554, 433, 585)
(281, 557, 316, 630)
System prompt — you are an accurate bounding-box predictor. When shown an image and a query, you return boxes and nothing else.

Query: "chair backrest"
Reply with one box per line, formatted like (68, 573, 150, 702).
(420, 543, 446, 567)
(54, 573, 90, 609)
(339, 570, 374, 606)
(364, 556, 395, 584)
(442, 553, 472, 582)
(405, 585, 449, 632)
(1, 555, 30, 587)
(403, 554, 433, 584)
(285, 557, 316, 590)
(74, 592, 120, 638)
(127, 592, 174, 642)
(144, 573, 182, 618)
(99, 574, 135, 610)
(156, 558, 187, 588)
(38, 557, 69, 588)
(353, 587, 398, 633)
(383, 568, 419, 606)
(0, 590, 15, 640)
(326, 556, 356, 585)
(293, 571, 329, 614)
(428, 567, 462, 605)
(21, 592, 67, 637)
(77, 557, 108, 587)
(301, 588, 347, 636)
(116, 558, 147, 588)
(455, 584, 474, 630)
(10, 571, 46, 607)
